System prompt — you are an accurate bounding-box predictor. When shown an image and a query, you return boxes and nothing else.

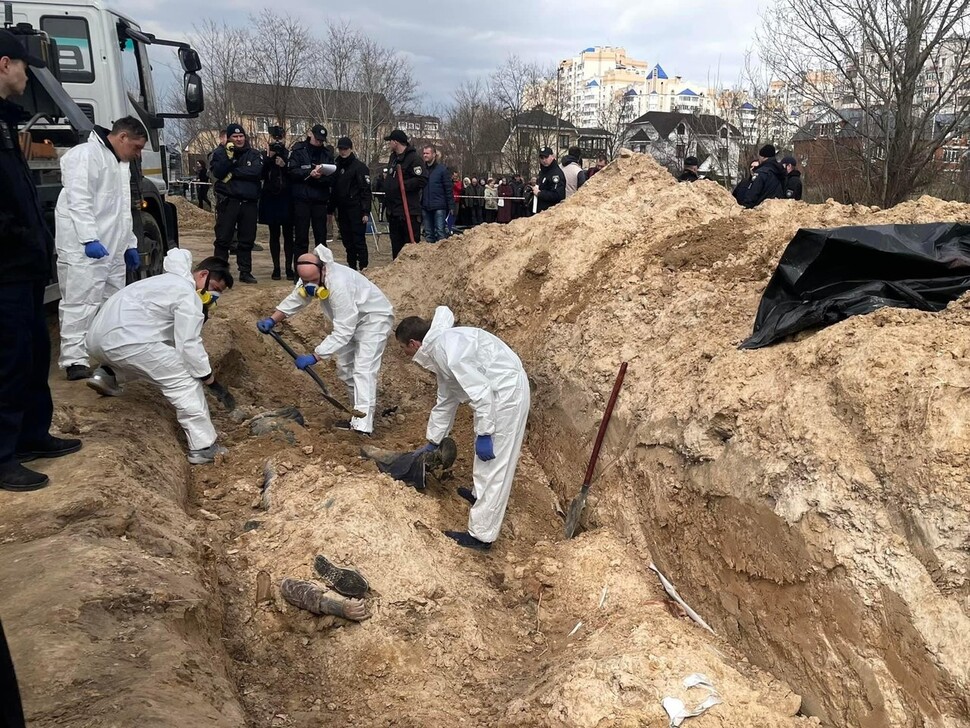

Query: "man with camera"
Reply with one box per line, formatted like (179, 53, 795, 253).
(210, 123, 263, 284)
(288, 124, 335, 254)
(260, 125, 294, 280)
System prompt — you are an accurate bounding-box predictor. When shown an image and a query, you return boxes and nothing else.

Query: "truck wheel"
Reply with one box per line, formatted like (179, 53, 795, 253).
(141, 213, 165, 278)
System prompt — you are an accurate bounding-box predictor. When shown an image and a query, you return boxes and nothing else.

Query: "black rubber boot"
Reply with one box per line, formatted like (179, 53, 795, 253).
(65, 364, 92, 381)
(444, 530, 491, 550)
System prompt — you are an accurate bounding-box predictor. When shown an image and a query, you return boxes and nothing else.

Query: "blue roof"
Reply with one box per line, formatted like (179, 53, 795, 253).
(586, 80, 599, 87)
(740, 102, 756, 109)
(583, 47, 596, 53)
(647, 64, 668, 80)
(624, 88, 638, 96)
(678, 88, 698, 96)
(650, 90, 658, 95)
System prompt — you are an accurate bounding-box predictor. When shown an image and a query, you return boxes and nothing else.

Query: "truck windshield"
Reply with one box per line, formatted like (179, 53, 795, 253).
(120, 37, 148, 109)
(40, 16, 94, 84)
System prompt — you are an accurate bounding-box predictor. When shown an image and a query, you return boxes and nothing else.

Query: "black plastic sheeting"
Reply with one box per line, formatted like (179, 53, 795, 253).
(741, 223, 970, 349)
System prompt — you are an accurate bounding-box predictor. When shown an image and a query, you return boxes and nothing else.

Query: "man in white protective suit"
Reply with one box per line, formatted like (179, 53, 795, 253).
(84, 250, 234, 465)
(256, 244, 394, 436)
(55, 116, 148, 380)
(395, 306, 531, 551)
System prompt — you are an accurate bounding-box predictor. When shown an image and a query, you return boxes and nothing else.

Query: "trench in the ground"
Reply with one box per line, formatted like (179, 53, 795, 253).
(179, 313, 817, 728)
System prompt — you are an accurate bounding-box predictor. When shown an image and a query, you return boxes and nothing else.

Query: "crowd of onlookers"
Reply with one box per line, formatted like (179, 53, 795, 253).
(678, 143, 803, 208)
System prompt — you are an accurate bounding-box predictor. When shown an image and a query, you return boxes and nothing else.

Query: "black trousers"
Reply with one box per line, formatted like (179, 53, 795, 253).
(337, 209, 369, 271)
(197, 185, 210, 211)
(268, 223, 295, 275)
(471, 206, 483, 226)
(293, 200, 329, 253)
(0, 619, 25, 728)
(214, 197, 257, 274)
(388, 214, 421, 259)
(0, 281, 53, 466)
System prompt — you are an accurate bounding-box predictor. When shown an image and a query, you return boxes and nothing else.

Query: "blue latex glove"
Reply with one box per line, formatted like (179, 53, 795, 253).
(124, 248, 140, 270)
(257, 318, 276, 333)
(295, 354, 317, 370)
(84, 241, 108, 259)
(475, 435, 495, 461)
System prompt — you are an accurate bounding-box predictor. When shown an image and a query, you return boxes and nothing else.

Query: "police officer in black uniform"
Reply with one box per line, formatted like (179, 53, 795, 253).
(0, 28, 82, 495)
(382, 129, 427, 259)
(288, 124, 335, 252)
(330, 136, 373, 271)
(210, 122, 264, 283)
(533, 147, 566, 213)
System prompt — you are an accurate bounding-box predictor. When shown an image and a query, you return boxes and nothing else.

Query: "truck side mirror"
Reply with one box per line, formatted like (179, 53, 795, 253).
(178, 47, 202, 74)
(184, 72, 203, 115)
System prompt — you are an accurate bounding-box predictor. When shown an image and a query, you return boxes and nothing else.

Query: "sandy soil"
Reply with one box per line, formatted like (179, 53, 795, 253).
(8, 156, 969, 727)
(0, 210, 816, 727)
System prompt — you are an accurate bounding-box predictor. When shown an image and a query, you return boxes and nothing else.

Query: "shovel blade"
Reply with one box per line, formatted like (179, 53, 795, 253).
(563, 487, 589, 539)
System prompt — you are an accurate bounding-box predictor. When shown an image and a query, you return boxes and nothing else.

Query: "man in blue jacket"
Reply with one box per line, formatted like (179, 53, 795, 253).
(210, 123, 263, 283)
(420, 144, 452, 243)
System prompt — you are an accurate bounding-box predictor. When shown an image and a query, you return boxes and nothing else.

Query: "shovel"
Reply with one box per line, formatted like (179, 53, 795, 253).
(564, 361, 628, 539)
(264, 329, 360, 417)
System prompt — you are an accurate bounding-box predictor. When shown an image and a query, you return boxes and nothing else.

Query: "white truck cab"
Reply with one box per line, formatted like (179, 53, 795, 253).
(4, 0, 204, 299)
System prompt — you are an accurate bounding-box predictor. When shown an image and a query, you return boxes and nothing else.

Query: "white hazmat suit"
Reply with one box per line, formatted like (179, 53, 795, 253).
(276, 245, 394, 433)
(412, 306, 531, 543)
(85, 249, 217, 451)
(55, 129, 137, 369)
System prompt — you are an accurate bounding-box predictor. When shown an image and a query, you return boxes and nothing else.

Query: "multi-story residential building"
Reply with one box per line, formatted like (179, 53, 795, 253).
(558, 46, 651, 128)
(396, 113, 442, 144)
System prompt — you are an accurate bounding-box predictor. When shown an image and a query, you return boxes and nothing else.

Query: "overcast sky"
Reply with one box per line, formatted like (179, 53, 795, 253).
(113, 0, 765, 111)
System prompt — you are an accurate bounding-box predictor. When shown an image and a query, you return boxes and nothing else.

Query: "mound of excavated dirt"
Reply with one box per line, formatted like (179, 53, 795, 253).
(171, 194, 216, 232)
(190, 293, 816, 728)
(372, 154, 970, 727)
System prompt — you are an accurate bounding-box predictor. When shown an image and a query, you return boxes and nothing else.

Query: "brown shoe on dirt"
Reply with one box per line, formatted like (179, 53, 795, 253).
(280, 578, 369, 621)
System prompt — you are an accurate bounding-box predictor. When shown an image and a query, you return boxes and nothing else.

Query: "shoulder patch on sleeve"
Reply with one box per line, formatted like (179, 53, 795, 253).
(365, 175, 370, 185)
(552, 175, 560, 184)
(413, 166, 423, 176)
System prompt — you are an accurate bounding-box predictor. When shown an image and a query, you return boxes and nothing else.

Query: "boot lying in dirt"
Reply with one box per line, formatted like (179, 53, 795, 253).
(313, 555, 369, 597)
(280, 578, 369, 621)
(456, 487, 477, 505)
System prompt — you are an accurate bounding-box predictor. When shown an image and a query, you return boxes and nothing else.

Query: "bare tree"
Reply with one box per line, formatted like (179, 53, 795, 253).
(443, 79, 505, 175)
(185, 18, 251, 153)
(245, 10, 313, 130)
(761, 0, 970, 206)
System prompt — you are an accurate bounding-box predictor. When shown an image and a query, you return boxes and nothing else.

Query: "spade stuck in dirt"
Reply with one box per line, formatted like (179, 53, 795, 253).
(564, 362, 628, 539)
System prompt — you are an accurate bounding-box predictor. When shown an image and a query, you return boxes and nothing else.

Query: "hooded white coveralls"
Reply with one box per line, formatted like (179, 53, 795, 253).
(276, 245, 394, 433)
(85, 249, 217, 451)
(55, 130, 137, 369)
(412, 306, 531, 543)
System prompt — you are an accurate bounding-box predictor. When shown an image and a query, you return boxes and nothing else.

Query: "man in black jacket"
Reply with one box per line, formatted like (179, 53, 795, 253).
(330, 136, 373, 271)
(678, 155, 700, 182)
(533, 148, 565, 213)
(741, 144, 787, 209)
(288, 124, 335, 253)
(210, 123, 263, 283)
(781, 156, 803, 200)
(0, 29, 82, 493)
(382, 129, 427, 259)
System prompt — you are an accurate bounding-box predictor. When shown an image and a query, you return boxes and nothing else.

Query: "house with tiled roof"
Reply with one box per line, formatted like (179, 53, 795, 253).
(621, 111, 743, 183)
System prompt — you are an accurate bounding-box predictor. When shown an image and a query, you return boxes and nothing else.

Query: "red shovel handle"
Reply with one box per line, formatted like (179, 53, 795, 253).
(582, 362, 628, 487)
(397, 164, 416, 244)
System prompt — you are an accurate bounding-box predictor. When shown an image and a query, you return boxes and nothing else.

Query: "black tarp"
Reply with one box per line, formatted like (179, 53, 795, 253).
(741, 223, 970, 349)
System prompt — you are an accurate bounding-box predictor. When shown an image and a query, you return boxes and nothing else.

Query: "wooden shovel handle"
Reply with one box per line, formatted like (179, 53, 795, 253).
(582, 362, 628, 487)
